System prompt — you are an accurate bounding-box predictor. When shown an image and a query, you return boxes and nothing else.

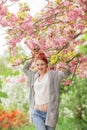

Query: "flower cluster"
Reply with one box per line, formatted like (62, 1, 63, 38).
(0, 110, 29, 129)
(1, 75, 29, 111)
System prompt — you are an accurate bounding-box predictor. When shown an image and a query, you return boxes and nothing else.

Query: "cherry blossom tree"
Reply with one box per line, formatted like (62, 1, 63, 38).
(0, 0, 87, 77)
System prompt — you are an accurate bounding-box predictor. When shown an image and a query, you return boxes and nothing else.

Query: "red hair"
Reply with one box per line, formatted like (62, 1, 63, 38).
(35, 51, 48, 64)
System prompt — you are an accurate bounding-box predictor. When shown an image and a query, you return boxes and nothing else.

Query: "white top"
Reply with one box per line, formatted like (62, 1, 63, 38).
(34, 73, 49, 105)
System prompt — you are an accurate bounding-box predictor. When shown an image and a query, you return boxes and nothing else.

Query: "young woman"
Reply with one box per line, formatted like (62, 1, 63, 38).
(23, 52, 71, 130)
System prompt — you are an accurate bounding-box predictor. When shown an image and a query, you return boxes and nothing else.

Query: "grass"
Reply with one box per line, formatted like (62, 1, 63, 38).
(56, 117, 87, 130)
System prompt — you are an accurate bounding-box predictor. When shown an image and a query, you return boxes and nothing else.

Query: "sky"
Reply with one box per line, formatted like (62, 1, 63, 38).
(0, 0, 48, 56)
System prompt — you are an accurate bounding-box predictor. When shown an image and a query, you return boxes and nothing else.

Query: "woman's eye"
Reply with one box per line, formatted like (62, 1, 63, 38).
(36, 63, 46, 67)
(41, 64, 45, 65)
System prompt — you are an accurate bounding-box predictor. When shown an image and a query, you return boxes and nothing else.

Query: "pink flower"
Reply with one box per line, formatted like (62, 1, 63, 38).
(0, 19, 8, 26)
(25, 39, 39, 50)
(15, 60, 21, 65)
(9, 38, 21, 48)
(70, 60, 78, 66)
(66, 8, 81, 21)
(80, 57, 87, 62)
(8, 14, 18, 25)
(0, 6, 8, 16)
(63, 1, 71, 7)
(47, 19, 54, 24)
(64, 80, 72, 86)
(77, 74, 86, 78)
(76, 23, 84, 31)
(18, 76, 26, 83)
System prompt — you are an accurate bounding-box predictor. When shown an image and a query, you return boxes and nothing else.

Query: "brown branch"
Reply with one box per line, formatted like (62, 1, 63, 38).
(56, 32, 81, 54)
(66, 54, 81, 64)
(44, 32, 82, 53)
(12, 57, 32, 67)
(71, 58, 80, 80)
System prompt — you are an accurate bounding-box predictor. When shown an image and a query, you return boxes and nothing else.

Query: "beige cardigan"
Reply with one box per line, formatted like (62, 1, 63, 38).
(23, 61, 71, 127)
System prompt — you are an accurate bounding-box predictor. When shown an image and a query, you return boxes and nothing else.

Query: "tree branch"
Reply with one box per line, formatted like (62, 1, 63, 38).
(57, 32, 81, 54)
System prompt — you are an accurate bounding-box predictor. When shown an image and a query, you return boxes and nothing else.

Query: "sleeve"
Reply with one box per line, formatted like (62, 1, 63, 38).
(58, 66, 71, 81)
(23, 61, 34, 77)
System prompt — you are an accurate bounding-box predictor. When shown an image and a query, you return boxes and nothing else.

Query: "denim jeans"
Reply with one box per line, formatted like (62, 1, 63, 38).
(32, 109, 55, 130)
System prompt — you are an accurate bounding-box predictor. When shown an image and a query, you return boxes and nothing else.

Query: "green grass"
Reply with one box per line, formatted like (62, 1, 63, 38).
(56, 117, 87, 130)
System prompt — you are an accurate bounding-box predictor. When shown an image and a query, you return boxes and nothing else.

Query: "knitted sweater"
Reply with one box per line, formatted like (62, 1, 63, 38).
(23, 61, 71, 127)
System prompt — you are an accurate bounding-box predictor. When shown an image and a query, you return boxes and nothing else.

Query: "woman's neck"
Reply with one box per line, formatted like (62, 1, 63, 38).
(39, 71, 47, 77)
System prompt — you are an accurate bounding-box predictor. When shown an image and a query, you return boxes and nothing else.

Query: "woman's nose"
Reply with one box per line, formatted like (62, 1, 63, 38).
(38, 66, 41, 69)
(38, 65, 42, 69)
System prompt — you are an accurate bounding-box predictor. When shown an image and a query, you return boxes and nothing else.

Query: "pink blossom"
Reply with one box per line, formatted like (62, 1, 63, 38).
(66, 8, 81, 21)
(56, 62, 68, 70)
(25, 39, 39, 50)
(39, 42, 47, 50)
(24, 15, 32, 22)
(6, 75, 26, 83)
(63, 1, 71, 7)
(80, 57, 87, 62)
(78, 0, 87, 3)
(77, 74, 86, 78)
(76, 23, 84, 32)
(9, 38, 21, 48)
(0, 6, 8, 16)
(18, 76, 26, 82)
(15, 59, 21, 65)
(8, 14, 18, 25)
(39, 37, 46, 44)
(53, 37, 67, 47)
(47, 19, 54, 24)
(64, 80, 72, 86)
(21, 22, 33, 33)
(0, 4, 3, 10)
(9, 40, 16, 48)
(0, 19, 8, 26)
(39, 22, 47, 28)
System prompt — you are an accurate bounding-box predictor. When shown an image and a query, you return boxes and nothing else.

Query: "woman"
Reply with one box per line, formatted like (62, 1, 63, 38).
(23, 52, 71, 130)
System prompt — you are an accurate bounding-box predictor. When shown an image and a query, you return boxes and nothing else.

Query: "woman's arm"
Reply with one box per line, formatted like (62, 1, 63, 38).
(58, 65, 71, 81)
(23, 60, 35, 77)
(23, 61, 32, 75)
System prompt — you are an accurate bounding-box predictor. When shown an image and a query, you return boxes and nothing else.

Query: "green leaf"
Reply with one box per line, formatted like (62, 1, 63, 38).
(0, 91, 8, 98)
(79, 45, 87, 55)
(82, 34, 87, 40)
(0, 80, 2, 88)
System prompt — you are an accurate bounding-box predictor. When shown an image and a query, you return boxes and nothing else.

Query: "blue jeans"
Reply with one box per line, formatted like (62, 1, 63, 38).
(32, 109, 55, 130)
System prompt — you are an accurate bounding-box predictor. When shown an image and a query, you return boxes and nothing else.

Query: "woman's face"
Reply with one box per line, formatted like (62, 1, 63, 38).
(36, 59, 48, 75)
